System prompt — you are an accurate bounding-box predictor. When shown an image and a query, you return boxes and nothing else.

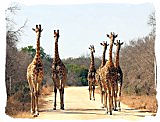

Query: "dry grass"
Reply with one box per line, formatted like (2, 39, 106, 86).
(95, 87, 158, 113)
(5, 94, 31, 118)
(41, 85, 53, 96)
(121, 94, 158, 113)
(6, 85, 53, 118)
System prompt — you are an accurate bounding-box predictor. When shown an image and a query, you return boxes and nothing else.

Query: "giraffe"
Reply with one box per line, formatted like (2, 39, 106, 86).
(100, 32, 118, 115)
(114, 40, 123, 111)
(95, 41, 109, 108)
(52, 30, 67, 110)
(87, 45, 96, 100)
(27, 24, 44, 117)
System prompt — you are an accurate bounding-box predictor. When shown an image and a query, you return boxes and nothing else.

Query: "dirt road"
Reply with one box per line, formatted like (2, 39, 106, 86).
(36, 86, 155, 120)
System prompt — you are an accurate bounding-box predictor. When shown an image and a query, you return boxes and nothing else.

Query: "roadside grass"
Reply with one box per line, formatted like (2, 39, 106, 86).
(5, 85, 53, 118)
(95, 87, 158, 113)
(121, 94, 158, 113)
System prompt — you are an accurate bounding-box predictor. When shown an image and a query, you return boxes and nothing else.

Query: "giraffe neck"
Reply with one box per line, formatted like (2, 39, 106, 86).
(108, 41, 113, 63)
(101, 48, 107, 67)
(54, 41, 60, 63)
(35, 36, 40, 58)
(115, 46, 120, 67)
(90, 52, 95, 69)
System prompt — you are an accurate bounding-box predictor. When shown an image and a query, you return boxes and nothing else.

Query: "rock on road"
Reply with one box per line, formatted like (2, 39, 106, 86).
(36, 86, 155, 120)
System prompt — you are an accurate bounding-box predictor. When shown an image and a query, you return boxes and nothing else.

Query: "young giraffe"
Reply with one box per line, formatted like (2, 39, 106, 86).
(52, 30, 67, 110)
(100, 32, 118, 115)
(95, 41, 109, 108)
(27, 24, 43, 117)
(87, 45, 96, 100)
(114, 40, 123, 111)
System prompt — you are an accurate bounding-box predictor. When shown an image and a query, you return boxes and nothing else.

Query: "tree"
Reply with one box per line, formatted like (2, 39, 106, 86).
(5, 3, 28, 97)
(21, 46, 48, 59)
(148, 12, 156, 36)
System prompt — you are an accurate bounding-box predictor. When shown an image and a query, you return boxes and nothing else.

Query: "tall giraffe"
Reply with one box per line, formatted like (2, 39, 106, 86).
(87, 45, 96, 100)
(95, 41, 109, 108)
(114, 40, 123, 111)
(27, 24, 44, 117)
(100, 32, 118, 115)
(52, 30, 67, 110)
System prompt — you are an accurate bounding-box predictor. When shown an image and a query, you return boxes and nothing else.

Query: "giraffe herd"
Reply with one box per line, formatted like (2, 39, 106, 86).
(89, 32, 124, 115)
(27, 24, 123, 117)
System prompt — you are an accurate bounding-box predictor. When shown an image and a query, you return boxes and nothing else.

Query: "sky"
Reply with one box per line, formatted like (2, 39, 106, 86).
(11, 2, 155, 59)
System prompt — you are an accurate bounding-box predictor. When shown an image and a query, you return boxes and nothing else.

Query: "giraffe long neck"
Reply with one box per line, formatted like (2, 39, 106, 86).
(35, 36, 40, 58)
(90, 52, 95, 69)
(54, 41, 60, 63)
(108, 42, 113, 62)
(101, 48, 106, 67)
(115, 46, 120, 67)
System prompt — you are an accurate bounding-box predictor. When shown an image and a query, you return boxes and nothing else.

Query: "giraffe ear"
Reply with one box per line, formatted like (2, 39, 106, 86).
(40, 29, 43, 32)
(32, 28, 35, 31)
(107, 44, 109, 46)
(120, 42, 124, 45)
(115, 34, 118, 38)
(107, 34, 110, 37)
(100, 43, 103, 46)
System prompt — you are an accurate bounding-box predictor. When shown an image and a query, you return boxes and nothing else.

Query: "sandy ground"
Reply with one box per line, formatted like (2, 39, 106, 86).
(36, 86, 155, 121)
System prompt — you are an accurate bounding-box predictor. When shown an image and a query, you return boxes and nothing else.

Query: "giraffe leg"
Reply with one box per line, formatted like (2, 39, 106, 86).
(34, 83, 39, 117)
(59, 87, 62, 110)
(105, 91, 108, 114)
(100, 83, 106, 108)
(108, 83, 112, 115)
(33, 91, 38, 117)
(60, 87, 64, 110)
(28, 76, 35, 115)
(103, 91, 106, 108)
(88, 81, 92, 100)
(113, 83, 118, 111)
(93, 82, 95, 101)
(53, 84, 57, 110)
(31, 90, 35, 114)
(118, 84, 122, 111)
(100, 88, 104, 108)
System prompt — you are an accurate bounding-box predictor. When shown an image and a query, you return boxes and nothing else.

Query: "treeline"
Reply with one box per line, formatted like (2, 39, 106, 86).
(63, 57, 101, 86)
(120, 35, 156, 95)
(6, 34, 156, 97)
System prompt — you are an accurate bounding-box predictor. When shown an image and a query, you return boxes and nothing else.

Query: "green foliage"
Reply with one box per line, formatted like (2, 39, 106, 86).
(65, 64, 89, 86)
(21, 46, 51, 60)
(21, 46, 36, 57)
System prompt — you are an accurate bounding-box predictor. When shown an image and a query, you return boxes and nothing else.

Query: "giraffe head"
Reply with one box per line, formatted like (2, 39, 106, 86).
(114, 40, 124, 50)
(89, 45, 95, 53)
(100, 41, 109, 51)
(32, 24, 43, 38)
(54, 30, 60, 42)
(106, 32, 118, 44)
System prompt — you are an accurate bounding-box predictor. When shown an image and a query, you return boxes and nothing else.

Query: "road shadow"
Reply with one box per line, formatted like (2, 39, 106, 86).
(124, 108, 151, 113)
(111, 108, 155, 118)
(66, 108, 105, 111)
(39, 108, 105, 115)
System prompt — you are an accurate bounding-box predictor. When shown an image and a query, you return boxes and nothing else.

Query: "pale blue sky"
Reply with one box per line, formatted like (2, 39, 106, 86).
(14, 3, 155, 59)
